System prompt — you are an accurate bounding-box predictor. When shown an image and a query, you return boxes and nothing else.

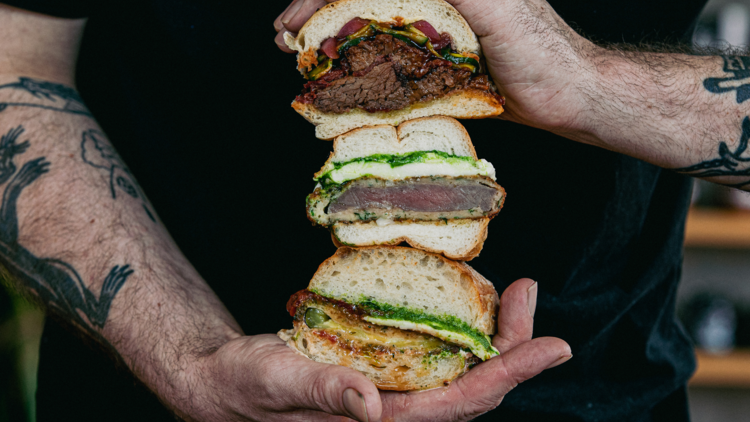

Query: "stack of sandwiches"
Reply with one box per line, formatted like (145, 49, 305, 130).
(278, 0, 507, 391)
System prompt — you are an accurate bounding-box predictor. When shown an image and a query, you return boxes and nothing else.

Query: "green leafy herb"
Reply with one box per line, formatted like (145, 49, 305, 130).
(357, 298, 497, 358)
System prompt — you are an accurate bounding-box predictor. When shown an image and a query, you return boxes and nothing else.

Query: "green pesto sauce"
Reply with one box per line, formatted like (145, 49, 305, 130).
(315, 150, 477, 189)
(356, 298, 495, 356)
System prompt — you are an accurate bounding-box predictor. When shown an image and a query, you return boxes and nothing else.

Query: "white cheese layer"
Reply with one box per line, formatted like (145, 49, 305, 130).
(326, 159, 496, 185)
(364, 316, 499, 361)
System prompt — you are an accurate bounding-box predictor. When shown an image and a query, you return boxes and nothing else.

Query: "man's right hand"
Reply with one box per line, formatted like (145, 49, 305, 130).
(186, 278, 570, 422)
(273, 0, 596, 137)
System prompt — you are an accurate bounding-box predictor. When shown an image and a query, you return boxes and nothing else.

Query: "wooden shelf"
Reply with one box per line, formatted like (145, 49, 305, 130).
(690, 349, 750, 387)
(684, 208, 750, 248)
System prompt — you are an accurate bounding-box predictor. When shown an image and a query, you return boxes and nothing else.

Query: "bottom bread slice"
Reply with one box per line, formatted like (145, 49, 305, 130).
(331, 218, 489, 261)
(293, 90, 504, 140)
(279, 324, 472, 391)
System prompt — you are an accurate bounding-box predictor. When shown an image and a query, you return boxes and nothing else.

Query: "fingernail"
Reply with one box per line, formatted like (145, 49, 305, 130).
(275, 30, 288, 47)
(282, 0, 304, 25)
(343, 388, 369, 422)
(546, 354, 572, 370)
(527, 282, 538, 318)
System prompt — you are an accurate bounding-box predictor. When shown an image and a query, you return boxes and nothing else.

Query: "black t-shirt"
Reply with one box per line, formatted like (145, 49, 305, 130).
(2, 0, 707, 420)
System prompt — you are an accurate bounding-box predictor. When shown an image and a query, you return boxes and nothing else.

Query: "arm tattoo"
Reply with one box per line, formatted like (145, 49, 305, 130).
(81, 129, 156, 222)
(0, 77, 91, 116)
(674, 116, 750, 188)
(0, 126, 132, 344)
(704, 56, 750, 103)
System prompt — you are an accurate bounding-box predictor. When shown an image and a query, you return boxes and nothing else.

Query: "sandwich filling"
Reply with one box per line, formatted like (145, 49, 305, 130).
(296, 18, 504, 114)
(288, 289, 499, 360)
(307, 151, 505, 226)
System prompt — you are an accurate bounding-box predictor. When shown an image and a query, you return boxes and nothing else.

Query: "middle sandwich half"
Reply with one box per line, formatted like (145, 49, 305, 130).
(306, 116, 505, 260)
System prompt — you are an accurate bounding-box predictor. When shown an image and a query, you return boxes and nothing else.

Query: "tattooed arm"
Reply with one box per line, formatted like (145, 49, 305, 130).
(0, 5, 379, 422)
(427, 0, 750, 189)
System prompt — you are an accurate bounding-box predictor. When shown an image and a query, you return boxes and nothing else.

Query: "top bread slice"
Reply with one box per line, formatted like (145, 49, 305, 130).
(309, 246, 499, 336)
(314, 116, 478, 178)
(284, 0, 481, 73)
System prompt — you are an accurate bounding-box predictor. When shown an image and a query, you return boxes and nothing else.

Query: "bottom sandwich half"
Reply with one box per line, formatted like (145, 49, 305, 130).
(278, 246, 499, 391)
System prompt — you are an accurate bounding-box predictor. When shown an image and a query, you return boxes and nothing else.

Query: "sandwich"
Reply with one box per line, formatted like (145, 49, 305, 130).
(284, 0, 505, 139)
(278, 246, 500, 391)
(306, 116, 505, 261)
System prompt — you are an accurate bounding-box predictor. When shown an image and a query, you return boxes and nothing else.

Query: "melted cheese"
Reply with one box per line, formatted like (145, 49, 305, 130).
(327, 160, 496, 185)
(318, 316, 446, 350)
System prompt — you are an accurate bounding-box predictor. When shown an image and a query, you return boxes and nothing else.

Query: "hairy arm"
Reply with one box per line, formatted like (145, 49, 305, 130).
(431, 0, 750, 190)
(576, 50, 750, 189)
(0, 3, 246, 417)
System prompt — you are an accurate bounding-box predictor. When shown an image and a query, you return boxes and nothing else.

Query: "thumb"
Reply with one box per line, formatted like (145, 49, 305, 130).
(294, 362, 383, 421)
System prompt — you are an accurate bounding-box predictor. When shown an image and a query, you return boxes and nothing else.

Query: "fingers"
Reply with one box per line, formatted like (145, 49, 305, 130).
(274, 0, 340, 53)
(274, 0, 298, 31)
(266, 340, 383, 421)
(379, 337, 571, 421)
(275, 30, 296, 53)
(206, 335, 382, 422)
(493, 278, 537, 354)
(296, 365, 382, 422)
(283, 0, 329, 32)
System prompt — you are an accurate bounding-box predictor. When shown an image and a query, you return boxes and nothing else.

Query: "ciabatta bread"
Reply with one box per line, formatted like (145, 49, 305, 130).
(310, 246, 499, 336)
(321, 115, 476, 164)
(279, 324, 471, 390)
(331, 218, 489, 261)
(284, 0, 481, 73)
(293, 91, 503, 140)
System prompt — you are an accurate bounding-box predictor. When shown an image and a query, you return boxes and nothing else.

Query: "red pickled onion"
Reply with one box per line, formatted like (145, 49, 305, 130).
(412, 20, 441, 43)
(321, 37, 340, 59)
(337, 17, 370, 38)
(432, 33, 452, 50)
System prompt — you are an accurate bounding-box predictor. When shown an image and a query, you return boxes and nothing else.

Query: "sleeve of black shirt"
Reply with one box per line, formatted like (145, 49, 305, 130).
(0, 0, 90, 18)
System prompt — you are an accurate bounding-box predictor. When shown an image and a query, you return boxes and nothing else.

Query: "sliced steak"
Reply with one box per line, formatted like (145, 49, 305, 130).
(328, 177, 502, 213)
(299, 34, 499, 112)
(307, 177, 505, 226)
(314, 62, 410, 113)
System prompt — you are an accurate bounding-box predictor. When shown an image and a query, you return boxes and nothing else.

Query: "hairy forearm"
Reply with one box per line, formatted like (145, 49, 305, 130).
(571, 47, 750, 189)
(0, 75, 241, 416)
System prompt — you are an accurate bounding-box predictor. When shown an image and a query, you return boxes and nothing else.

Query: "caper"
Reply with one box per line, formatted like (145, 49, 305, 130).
(304, 307, 331, 328)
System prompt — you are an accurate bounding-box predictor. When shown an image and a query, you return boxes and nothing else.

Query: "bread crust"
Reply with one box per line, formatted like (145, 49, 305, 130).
(321, 117, 477, 169)
(311, 246, 499, 335)
(285, 0, 481, 71)
(280, 322, 471, 390)
(293, 89, 504, 140)
(330, 218, 490, 261)
(397, 116, 477, 159)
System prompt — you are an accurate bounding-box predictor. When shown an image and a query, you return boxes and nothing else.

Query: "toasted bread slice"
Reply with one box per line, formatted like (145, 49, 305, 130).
(310, 247, 499, 337)
(318, 116, 476, 167)
(279, 325, 471, 391)
(331, 218, 489, 261)
(293, 91, 503, 140)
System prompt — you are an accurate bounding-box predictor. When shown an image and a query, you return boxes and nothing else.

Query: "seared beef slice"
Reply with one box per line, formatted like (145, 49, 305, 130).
(328, 178, 502, 214)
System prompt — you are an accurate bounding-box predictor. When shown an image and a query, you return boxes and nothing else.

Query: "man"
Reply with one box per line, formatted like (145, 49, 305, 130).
(0, 0, 737, 420)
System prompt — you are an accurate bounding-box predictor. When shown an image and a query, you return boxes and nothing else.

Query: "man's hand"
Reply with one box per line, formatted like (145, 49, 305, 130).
(189, 278, 571, 422)
(273, 0, 595, 135)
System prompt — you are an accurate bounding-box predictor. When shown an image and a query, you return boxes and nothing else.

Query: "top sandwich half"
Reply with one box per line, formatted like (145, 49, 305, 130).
(285, 0, 505, 139)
